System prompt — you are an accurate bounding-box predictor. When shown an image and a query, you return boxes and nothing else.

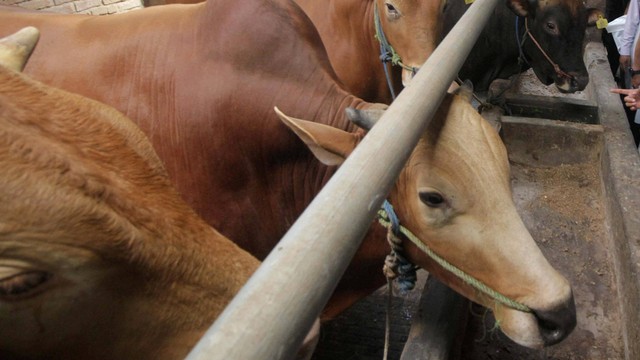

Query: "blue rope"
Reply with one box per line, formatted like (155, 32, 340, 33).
(373, 2, 418, 100)
(381, 200, 417, 291)
(375, 3, 398, 100)
(381, 53, 397, 100)
(382, 200, 400, 234)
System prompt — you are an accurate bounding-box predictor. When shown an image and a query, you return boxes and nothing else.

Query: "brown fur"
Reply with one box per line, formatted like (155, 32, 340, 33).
(294, 0, 448, 103)
(0, 64, 259, 359)
(0, 1, 574, 349)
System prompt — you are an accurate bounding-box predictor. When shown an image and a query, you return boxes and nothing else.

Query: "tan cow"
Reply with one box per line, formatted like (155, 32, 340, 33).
(275, 83, 576, 348)
(0, 28, 261, 360)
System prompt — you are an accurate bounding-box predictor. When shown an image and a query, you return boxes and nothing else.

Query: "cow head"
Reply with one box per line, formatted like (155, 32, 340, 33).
(0, 28, 259, 359)
(275, 84, 576, 348)
(508, 0, 603, 93)
(375, 0, 449, 86)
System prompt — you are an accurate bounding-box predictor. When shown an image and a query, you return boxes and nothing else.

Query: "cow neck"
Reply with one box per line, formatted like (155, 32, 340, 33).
(321, 0, 399, 103)
(312, 91, 372, 131)
(138, 210, 258, 324)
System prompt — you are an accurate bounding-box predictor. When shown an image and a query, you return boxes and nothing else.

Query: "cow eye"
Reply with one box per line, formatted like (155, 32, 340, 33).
(385, 2, 400, 18)
(419, 191, 445, 208)
(0, 271, 52, 300)
(545, 21, 559, 34)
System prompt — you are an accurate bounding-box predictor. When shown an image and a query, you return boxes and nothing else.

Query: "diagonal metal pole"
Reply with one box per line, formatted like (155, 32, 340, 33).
(186, 0, 500, 358)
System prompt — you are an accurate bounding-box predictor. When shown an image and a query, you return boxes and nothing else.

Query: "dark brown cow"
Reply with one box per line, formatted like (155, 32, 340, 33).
(0, 0, 575, 348)
(442, 0, 603, 93)
(0, 27, 260, 360)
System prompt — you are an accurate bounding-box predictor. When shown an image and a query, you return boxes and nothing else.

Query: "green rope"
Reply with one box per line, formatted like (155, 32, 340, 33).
(377, 208, 532, 313)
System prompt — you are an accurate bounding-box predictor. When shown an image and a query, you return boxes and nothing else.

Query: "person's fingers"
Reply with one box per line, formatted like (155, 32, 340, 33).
(611, 88, 635, 95)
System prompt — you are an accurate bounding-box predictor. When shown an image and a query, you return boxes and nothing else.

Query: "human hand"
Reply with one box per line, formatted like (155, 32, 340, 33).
(611, 88, 640, 110)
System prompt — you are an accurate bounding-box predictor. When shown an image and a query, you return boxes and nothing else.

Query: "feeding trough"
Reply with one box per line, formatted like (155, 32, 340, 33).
(311, 42, 640, 360)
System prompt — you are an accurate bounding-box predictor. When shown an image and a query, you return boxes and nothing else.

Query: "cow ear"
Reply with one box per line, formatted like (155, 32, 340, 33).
(506, 0, 532, 17)
(586, 8, 604, 27)
(0, 26, 40, 72)
(274, 107, 359, 166)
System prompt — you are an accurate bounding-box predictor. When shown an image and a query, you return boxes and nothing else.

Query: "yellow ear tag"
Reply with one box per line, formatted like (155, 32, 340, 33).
(596, 15, 608, 30)
(464, 0, 474, 4)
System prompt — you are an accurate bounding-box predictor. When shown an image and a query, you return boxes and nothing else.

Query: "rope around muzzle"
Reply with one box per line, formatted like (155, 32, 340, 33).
(517, 16, 574, 81)
(377, 202, 532, 313)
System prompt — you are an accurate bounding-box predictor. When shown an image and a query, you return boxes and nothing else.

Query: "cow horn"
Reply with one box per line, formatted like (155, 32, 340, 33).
(453, 79, 475, 101)
(345, 105, 387, 131)
(0, 26, 40, 72)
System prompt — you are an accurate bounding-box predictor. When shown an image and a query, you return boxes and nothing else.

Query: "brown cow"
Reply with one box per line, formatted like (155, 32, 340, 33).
(0, 28, 261, 360)
(293, 0, 448, 103)
(144, 0, 446, 104)
(0, 0, 575, 348)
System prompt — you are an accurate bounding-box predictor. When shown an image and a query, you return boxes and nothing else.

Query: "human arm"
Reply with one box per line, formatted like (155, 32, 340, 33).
(620, 1, 640, 70)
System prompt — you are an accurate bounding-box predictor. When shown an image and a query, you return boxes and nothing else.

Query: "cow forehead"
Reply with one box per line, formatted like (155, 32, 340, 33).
(411, 95, 510, 188)
(400, 0, 449, 14)
(538, 0, 583, 17)
(0, 134, 142, 252)
(0, 70, 179, 250)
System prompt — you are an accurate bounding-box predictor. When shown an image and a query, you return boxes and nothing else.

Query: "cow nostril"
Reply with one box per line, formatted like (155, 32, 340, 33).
(532, 294, 577, 346)
(536, 315, 566, 344)
(569, 72, 588, 92)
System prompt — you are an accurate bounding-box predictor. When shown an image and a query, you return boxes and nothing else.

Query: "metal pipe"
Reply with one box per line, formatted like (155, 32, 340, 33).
(186, 0, 500, 358)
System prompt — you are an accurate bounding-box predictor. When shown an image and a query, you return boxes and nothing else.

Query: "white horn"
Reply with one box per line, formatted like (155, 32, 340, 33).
(0, 26, 40, 72)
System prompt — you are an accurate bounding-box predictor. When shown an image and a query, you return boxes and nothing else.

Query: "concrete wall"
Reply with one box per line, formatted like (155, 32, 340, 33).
(3, 0, 142, 15)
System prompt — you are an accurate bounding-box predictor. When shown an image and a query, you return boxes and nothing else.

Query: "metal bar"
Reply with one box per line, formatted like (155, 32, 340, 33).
(186, 0, 500, 358)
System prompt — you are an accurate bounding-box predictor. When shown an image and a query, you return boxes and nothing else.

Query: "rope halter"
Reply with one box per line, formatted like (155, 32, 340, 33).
(377, 201, 532, 313)
(373, 1, 419, 99)
(516, 16, 574, 81)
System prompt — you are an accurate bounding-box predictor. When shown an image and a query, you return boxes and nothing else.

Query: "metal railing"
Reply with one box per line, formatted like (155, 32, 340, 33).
(186, 0, 500, 358)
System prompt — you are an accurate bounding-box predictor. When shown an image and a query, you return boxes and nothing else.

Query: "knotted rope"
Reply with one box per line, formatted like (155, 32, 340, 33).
(381, 200, 418, 291)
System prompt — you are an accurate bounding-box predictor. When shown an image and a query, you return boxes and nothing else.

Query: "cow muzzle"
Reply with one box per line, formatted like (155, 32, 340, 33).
(531, 293, 577, 346)
(555, 71, 589, 93)
(496, 290, 576, 348)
